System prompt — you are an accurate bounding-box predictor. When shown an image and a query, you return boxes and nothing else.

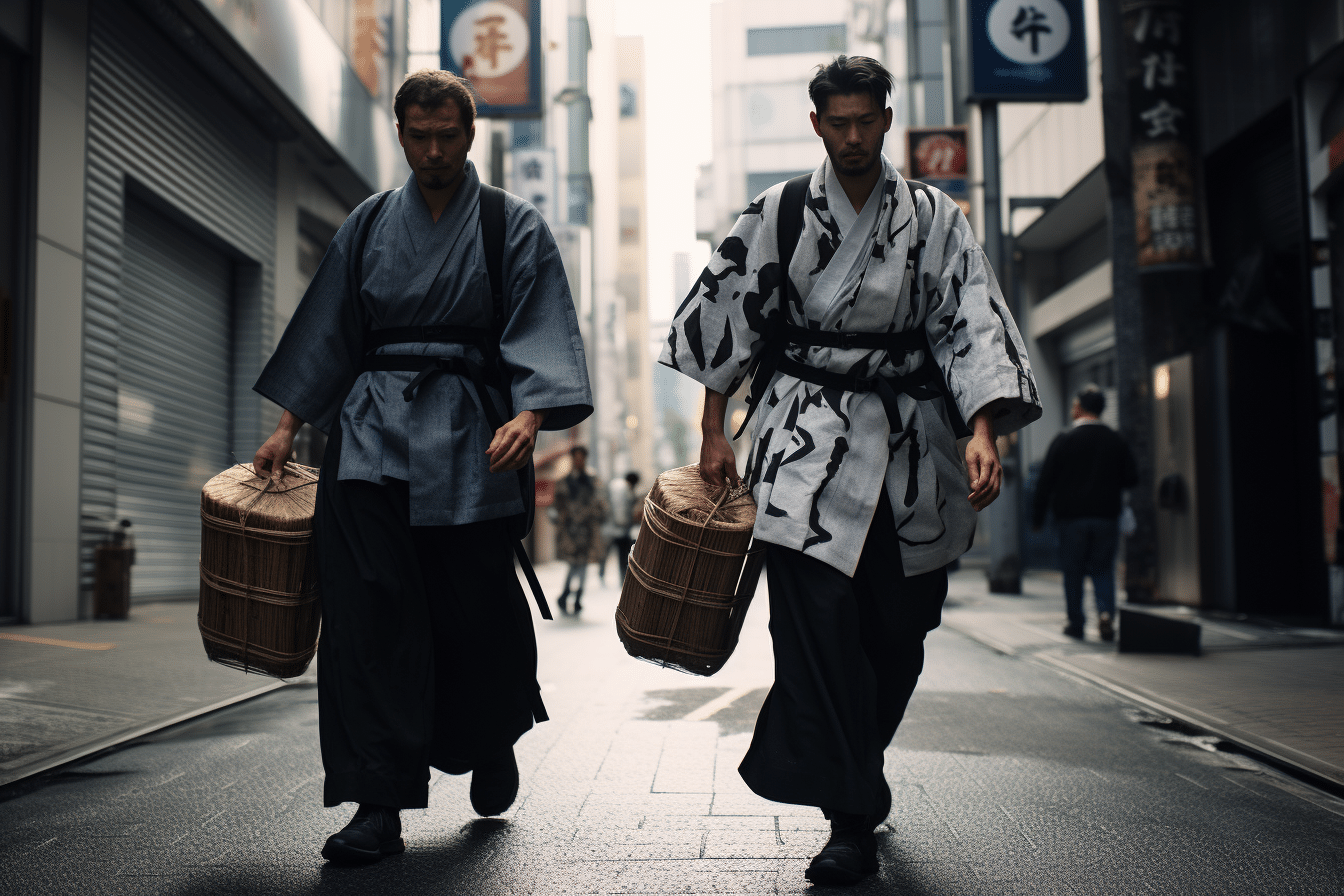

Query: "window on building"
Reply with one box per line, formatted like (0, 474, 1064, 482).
(747, 25, 846, 57)
(620, 83, 637, 118)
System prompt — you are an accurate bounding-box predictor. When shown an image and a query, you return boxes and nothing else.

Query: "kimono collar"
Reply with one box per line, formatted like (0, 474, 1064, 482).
(398, 162, 482, 255)
(824, 157, 885, 239)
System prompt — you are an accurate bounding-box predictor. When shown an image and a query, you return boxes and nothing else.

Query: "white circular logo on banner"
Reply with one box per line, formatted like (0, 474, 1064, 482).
(449, 2, 529, 79)
(987, 0, 1071, 65)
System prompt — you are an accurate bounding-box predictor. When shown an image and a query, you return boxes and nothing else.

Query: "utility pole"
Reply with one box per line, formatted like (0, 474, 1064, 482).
(980, 100, 1021, 594)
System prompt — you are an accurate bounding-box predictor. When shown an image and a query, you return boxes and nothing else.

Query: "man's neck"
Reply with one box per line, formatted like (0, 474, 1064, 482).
(835, 165, 882, 214)
(418, 176, 464, 223)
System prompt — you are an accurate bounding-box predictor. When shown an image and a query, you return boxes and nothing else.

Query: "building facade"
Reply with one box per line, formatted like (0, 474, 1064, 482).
(3, 0, 407, 623)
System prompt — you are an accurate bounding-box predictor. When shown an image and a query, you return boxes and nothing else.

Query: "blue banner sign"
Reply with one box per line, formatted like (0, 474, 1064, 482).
(966, 0, 1088, 102)
(441, 0, 542, 118)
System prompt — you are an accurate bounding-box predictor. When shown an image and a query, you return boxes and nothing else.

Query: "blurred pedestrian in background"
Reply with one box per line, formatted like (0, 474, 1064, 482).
(1031, 385, 1138, 641)
(603, 471, 643, 586)
(252, 70, 592, 865)
(553, 445, 608, 613)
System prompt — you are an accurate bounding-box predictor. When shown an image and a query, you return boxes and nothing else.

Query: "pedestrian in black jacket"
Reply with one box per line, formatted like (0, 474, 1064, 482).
(1031, 386, 1138, 641)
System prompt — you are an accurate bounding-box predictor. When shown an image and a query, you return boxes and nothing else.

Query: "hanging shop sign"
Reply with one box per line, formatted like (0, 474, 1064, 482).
(906, 126, 972, 217)
(441, 0, 542, 117)
(966, 0, 1088, 102)
(1122, 0, 1206, 269)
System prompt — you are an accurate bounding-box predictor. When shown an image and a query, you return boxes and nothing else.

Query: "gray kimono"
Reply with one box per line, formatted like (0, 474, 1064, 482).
(256, 163, 592, 525)
(659, 155, 1041, 576)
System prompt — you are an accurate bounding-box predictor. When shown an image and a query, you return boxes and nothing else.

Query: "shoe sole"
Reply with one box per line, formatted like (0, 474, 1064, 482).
(805, 859, 878, 886)
(321, 838, 405, 865)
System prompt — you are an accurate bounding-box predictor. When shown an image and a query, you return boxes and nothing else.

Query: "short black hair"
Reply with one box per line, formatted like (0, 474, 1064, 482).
(1076, 385, 1106, 416)
(570, 445, 589, 457)
(625, 471, 640, 486)
(808, 55, 893, 116)
(394, 69, 476, 129)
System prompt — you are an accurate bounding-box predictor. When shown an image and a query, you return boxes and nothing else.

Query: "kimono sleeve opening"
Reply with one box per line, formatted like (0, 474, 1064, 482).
(658, 186, 788, 396)
(253, 236, 364, 435)
(497, 201, 593, 431)
(921, 193, 1041, 437)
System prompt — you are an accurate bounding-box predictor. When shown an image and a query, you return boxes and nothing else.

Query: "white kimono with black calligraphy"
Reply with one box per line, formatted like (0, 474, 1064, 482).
(659, 155, 1041, 576)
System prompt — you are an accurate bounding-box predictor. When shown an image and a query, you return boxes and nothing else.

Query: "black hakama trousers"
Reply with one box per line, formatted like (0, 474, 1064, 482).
(314, 422, 547, 809)
(738, 487, 948, 816)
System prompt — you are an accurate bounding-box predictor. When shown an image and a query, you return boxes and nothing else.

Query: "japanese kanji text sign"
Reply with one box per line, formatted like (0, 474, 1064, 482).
(1122, 0, 1205, 269)
(441, 0, 542, 118)
(966, 0, 1088, 102)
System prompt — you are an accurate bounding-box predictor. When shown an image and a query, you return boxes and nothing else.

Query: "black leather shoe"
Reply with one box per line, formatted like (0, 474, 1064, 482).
(321, 804, 404, 865)
(1063, 623, 1084, 639)
(557, 591, 569, 614)
(470, 745, 519, 816)
(805, 824, 878, 886)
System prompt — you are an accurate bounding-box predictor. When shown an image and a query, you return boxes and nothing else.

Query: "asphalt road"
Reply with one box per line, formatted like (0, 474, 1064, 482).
(2, 572, 1342, 895)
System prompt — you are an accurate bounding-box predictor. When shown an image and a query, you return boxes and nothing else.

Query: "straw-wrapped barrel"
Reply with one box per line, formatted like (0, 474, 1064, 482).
(198, 463, 321, 679)
(616, 465, 765, 676)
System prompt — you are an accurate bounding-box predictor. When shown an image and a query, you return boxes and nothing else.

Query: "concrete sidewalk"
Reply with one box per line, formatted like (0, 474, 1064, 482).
(941, 563, 1344, 792)
(2, 560, 1342, 798)
(0, 596, 291, 787)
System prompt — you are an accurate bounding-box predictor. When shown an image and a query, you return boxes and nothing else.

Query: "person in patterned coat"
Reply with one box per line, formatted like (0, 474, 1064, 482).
(659, 56, 1041, 885)
(552, 445, 608, 613)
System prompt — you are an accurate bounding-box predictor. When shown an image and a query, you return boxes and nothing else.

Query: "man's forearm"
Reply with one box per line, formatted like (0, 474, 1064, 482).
(702, 387, 730, 436)
(970, 399, 1005, 441)
(275, 409, 305, 438)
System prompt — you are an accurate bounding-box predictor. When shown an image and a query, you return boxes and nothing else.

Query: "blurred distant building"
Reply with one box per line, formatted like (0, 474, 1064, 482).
(700, 0, 855, 245)
(615, 35, 653, 485)
(1, 0, 408, 623)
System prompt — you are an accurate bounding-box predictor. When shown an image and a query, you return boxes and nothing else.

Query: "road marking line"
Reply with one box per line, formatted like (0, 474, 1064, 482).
(683, 687, 753, 722)
(0, 633, 116, 650)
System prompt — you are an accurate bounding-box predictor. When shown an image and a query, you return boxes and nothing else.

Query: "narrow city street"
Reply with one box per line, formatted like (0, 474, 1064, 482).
(2, 566, 1342, 895)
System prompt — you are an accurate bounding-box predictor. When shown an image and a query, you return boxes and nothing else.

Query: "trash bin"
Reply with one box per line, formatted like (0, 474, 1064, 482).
(93, 519, 134, 619)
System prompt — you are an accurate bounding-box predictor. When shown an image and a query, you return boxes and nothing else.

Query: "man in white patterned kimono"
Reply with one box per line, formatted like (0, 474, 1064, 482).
(660, 56, 1040, 886)
(252, 71, 592, 865)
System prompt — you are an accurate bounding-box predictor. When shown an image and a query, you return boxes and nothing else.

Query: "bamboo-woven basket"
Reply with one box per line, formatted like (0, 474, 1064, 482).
(616, 464, 765, 676)
(198, 462, 321, 679)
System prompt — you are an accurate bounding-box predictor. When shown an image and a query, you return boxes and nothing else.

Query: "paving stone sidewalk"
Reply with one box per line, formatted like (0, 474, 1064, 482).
(941, 564, 1344, 791)
(0, 597, 286, 787)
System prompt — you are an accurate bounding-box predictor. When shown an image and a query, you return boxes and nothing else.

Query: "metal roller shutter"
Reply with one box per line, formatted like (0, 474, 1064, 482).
(116, 202, 233, 595)
(82, 0, 276, 601)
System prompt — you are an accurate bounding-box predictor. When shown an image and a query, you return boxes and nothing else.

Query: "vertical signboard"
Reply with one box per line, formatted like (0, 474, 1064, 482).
(966, 0, 1088, 102)
(1122, 1, 1204, 269)
(441, 0, 542, 118)
(509, 147, 558, 228)
(906, 126, 971, 216)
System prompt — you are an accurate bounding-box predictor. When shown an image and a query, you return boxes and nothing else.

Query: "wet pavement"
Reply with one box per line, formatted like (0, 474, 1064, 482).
(2, 561, 1343, 894)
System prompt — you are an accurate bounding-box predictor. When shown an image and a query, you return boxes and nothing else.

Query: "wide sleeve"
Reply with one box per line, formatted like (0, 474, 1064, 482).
(253, 211, 367, 434)
(920, 189, 1042, 436)
(500, 200, 593, 431)
(657, 188, 785, 395)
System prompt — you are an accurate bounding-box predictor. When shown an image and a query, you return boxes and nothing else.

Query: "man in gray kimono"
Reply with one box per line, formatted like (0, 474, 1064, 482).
(661, 56, 1040, 885)
(252, 70, 592, 865)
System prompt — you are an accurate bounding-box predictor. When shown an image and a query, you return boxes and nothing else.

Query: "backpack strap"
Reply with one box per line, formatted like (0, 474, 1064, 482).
(776, 174, 811, 308)
(478, 183, 550, 619)
(478, 183, 507, 341)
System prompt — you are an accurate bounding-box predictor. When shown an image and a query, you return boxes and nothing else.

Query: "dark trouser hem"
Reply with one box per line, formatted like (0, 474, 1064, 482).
(323, 771, 429, 810)
(738, 754, 874, 814)
(315, 419, 544, 809)
(739, 486, 948, 816)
